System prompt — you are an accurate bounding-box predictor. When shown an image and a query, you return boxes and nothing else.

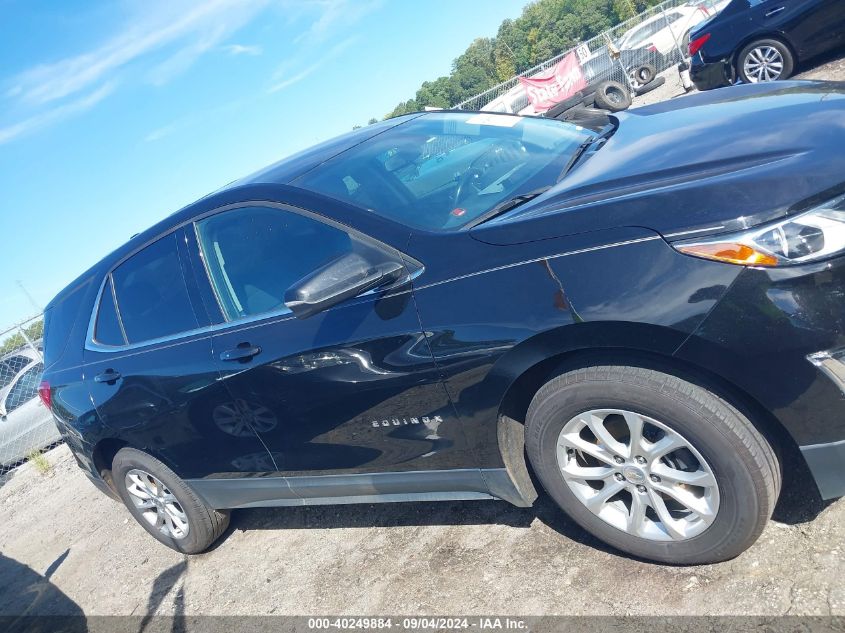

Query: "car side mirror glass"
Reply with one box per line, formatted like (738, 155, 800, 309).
(284, 252, 405, 319)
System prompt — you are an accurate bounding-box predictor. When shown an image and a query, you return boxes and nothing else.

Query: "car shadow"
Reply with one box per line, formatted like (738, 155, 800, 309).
(0, 550, 87, 632)
(216, 491, 620, 558)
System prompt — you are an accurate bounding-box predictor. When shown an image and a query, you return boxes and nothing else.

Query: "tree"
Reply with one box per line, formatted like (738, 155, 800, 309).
(0, 319, 43, 356)
(382, 0, 665, 118)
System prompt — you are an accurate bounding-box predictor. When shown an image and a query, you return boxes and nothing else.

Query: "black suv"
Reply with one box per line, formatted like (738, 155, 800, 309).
(43, 86, 845, 563)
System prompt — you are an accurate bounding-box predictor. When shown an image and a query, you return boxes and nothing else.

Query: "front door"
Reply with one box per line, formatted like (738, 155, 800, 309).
(185, 203, 473, 481)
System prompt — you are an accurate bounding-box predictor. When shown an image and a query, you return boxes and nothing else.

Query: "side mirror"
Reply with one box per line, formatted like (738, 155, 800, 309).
(284, 253, 405, 319)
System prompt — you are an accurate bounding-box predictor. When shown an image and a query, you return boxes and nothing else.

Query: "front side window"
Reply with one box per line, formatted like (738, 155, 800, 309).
(196, 207, 354, 320)
(4, 363, 42, 415)
(294, 112, 592, 231)
(111, 233, 198, 344)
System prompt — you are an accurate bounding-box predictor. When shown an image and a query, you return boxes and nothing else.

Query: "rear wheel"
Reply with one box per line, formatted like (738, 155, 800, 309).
(112, 448, 229, 554)
(525, 365, 780, 564)
(737, 39, 794, 83)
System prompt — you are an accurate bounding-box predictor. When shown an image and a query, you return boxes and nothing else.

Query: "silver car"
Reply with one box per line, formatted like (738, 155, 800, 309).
(0, 349, 61, 468)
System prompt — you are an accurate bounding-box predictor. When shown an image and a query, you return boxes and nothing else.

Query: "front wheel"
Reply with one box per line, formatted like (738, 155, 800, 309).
(112, 448, 230, 554)
(525, 365, 780, 564)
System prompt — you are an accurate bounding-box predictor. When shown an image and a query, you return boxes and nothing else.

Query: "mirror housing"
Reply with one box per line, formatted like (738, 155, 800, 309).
(284, 253, 404, 319)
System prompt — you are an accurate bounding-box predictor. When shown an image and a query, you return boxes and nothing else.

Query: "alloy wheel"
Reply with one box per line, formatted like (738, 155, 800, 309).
(125, 469, 190, 539)
(743, 46, 784, 82)
(556, 409, 720, 541)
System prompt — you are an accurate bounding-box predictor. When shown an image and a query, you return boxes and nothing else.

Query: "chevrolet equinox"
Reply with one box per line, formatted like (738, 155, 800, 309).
(41, 82, 845, 563)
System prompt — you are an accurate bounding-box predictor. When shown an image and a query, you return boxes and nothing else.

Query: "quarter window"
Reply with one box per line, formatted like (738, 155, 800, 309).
(94, 277, 126, 346)
(111, 233, 198, 344)
(195, 207, 354, 320)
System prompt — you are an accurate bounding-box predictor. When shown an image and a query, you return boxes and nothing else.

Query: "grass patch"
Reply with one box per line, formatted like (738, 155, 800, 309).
(27, 449, 51, 475)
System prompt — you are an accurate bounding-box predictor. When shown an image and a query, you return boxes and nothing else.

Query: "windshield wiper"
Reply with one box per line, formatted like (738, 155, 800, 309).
(558, 136, 597, 180)
(559, 122, 618, 179)
(464, 186, 551, 229)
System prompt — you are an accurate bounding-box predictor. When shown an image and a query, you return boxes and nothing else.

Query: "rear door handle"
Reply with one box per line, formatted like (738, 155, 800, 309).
(94, 369, 122, 384)
(220, 344, 262, 362)
(764, 6, 785, 17)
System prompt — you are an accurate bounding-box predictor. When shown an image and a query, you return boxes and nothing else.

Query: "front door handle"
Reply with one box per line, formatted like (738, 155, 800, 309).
(764, 6, 785, 17)
(94, 369, 122, 384)
(220, 344, 262, 362)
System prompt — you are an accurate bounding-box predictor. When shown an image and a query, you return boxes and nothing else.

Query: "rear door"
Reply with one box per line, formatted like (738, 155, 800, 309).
(83, 228, 274, 479)
(778, 0, 845, 57)
(185, 202, 473, 483)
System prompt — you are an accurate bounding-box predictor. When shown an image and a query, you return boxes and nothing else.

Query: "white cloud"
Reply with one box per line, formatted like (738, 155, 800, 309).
(222, 44, 262, 56)
(143, 97, 247, 143)
(289, 0, 383, 44)
(268, 37, 357, 93)
(6, 0, 268, 106)
(0, 82, 116, 145)
(0, 0, 384, 146)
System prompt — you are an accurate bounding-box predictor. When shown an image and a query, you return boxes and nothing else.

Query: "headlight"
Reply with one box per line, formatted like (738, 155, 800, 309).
(675, 193, 845, 266)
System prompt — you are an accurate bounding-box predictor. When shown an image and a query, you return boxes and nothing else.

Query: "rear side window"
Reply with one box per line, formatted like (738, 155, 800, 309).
(43, 278, 92, 368)
(111, 233, 198, 343)
(195, 207, 353, 320)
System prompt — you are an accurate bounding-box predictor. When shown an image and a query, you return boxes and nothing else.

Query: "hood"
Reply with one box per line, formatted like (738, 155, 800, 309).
(472, 81, 845, 245)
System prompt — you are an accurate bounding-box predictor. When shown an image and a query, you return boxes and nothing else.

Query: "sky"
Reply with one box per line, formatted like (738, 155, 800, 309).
(0, 0, 529, 330)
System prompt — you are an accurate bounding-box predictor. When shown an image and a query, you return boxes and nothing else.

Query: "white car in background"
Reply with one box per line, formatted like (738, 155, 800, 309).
(616, 3, 720, 56)
(0, 348, 60, 468)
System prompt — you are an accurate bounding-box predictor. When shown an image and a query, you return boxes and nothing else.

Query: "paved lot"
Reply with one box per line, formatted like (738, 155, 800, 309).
(1, 444, 843, 616)
(3, 49, 845, 620)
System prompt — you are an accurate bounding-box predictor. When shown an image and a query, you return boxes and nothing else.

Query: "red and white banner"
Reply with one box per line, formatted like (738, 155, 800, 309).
(518, 52, 587, 113)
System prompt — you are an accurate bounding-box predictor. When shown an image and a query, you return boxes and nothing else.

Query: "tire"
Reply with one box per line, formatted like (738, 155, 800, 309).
(525, 365, 780, 564)
(543, 91, 587, 120)
(112, 448, 229, 554)
(557, 106, 611, 128)
(592, 80, 632, 112)
(631, 63, 656, 87)
(635, 75, 665, 96)
(737, 39, 794, 84)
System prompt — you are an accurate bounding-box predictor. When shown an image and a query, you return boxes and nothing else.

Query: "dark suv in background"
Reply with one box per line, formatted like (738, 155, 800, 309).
(42, 88, 845, 564)
(690, 0, 845, 89)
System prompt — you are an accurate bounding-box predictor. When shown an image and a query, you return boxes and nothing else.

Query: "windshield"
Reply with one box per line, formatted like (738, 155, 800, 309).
(293, 112, 593, 231)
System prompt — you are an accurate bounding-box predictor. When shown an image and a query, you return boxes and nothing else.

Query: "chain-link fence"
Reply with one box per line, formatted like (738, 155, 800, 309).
(0, 313, 61, 477)
(455, 0, 723, 113)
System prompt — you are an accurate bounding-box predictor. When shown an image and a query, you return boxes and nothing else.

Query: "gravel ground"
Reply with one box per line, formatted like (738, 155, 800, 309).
(3, 49, 845, 621)
(1, 443, 844, 617)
